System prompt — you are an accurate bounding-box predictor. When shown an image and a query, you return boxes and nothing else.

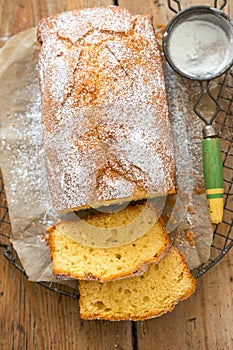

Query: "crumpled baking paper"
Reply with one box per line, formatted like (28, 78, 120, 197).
(0, 27, 216, 282)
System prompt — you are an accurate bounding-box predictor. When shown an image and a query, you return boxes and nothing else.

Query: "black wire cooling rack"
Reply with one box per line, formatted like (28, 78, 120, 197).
(166, 0, 233, 279)
(0, 0, 233, 298)
(193, 69, 233, 278)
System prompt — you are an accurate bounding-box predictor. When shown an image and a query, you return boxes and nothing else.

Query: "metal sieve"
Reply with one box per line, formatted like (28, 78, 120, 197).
(163, 6, 233, 224)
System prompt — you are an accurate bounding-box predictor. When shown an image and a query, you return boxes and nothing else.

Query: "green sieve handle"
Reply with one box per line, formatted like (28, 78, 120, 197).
(202, 126, 224, 224)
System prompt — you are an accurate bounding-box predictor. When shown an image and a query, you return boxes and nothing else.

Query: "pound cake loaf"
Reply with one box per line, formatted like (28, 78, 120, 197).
(48, 201, 171, 282)
(78, 246, 196, 321)
(37, 6, 175, 212)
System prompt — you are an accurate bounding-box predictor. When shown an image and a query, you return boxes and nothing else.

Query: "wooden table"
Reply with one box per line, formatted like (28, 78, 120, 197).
(0, 1, 232, 349)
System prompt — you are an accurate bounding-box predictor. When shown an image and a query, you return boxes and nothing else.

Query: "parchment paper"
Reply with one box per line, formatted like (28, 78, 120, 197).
(0, 28, 215, 281)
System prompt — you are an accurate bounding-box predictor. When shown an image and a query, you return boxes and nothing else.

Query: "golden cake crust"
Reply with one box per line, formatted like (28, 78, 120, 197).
(38, 6, 175, 212)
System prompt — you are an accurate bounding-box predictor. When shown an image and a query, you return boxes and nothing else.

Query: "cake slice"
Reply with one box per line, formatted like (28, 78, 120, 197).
(37, 6, 175, 212)
(78, 247, 196, 321)
(48, 201, 171, 282)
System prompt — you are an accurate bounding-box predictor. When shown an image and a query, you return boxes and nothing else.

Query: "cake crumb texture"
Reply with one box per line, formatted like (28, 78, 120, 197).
(78, 246, 196, 321)
(49, 201, 171, 282)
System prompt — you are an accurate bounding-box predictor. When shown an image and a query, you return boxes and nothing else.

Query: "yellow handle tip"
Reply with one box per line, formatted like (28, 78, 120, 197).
(207, 198, 224, 224)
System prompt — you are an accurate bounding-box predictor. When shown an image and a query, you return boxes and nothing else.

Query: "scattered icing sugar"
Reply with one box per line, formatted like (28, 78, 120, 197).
(38, 7, 175, 211)
(78, 6, 133, 32)
(0, 22, 217, 261)
(0, 86, 48, 232)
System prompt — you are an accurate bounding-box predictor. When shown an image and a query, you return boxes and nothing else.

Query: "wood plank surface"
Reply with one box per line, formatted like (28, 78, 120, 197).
(0, 0, 233, 349)
(119, 0, 232, 24)
(118, 2, 233, 349)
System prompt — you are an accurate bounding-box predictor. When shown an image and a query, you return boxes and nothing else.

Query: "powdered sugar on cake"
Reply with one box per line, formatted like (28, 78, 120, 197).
(37, 6, 175, 212)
